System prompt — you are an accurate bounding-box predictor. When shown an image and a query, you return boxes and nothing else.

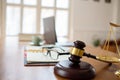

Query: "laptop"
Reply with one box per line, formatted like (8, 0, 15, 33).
(43, 16, 74, 47)
(43, 16, 57, 44)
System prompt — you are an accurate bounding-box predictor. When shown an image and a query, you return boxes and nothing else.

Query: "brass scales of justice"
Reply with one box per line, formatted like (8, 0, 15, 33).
(53, 22, 120, 80)
(102, 22, 120, 78)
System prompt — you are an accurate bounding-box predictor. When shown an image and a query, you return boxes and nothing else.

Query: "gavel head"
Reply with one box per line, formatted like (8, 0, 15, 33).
(69, 40, 86, 64)
(74, 40, 86, 49)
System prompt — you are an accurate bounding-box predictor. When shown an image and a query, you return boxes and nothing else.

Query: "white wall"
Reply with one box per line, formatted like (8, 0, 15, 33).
(0, 0, 2, 38)
(117, 0, 120, 23)
(0, 0, 5, 38)
(70, 0, 119, 45)
(116, 0, 120, 39)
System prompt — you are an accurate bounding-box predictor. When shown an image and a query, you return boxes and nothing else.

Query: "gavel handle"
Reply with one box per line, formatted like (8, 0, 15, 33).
(83, 52, 117, 64)
(83, 52, 97, 59)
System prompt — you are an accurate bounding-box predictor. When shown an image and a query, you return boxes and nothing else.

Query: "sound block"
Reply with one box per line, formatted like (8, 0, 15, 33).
(54, 60, 96, 80)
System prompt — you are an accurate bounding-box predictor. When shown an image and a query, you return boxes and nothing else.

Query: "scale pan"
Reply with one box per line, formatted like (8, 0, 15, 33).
(96, 56, 120, 63)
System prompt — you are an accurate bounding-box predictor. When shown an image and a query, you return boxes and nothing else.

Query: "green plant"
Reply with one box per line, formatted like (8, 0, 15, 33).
(93, 39, 100, 47)
(32, 36, 42, 46)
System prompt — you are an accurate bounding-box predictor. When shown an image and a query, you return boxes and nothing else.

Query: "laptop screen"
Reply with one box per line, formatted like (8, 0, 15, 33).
(43, 16, 57, 44)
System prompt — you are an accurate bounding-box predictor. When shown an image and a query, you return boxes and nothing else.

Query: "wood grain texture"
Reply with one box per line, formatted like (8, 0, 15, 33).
(0, 37, 120, 80)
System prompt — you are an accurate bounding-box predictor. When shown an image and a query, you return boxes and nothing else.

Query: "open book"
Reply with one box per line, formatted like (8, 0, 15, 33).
(24, 46, 71, 66)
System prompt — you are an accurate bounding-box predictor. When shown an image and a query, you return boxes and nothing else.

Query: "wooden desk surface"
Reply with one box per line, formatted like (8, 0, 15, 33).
(0, 37, 120, 80)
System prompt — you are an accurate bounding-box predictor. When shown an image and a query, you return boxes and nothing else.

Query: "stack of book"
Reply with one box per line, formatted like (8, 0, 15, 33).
(24, 46, 71, 66)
